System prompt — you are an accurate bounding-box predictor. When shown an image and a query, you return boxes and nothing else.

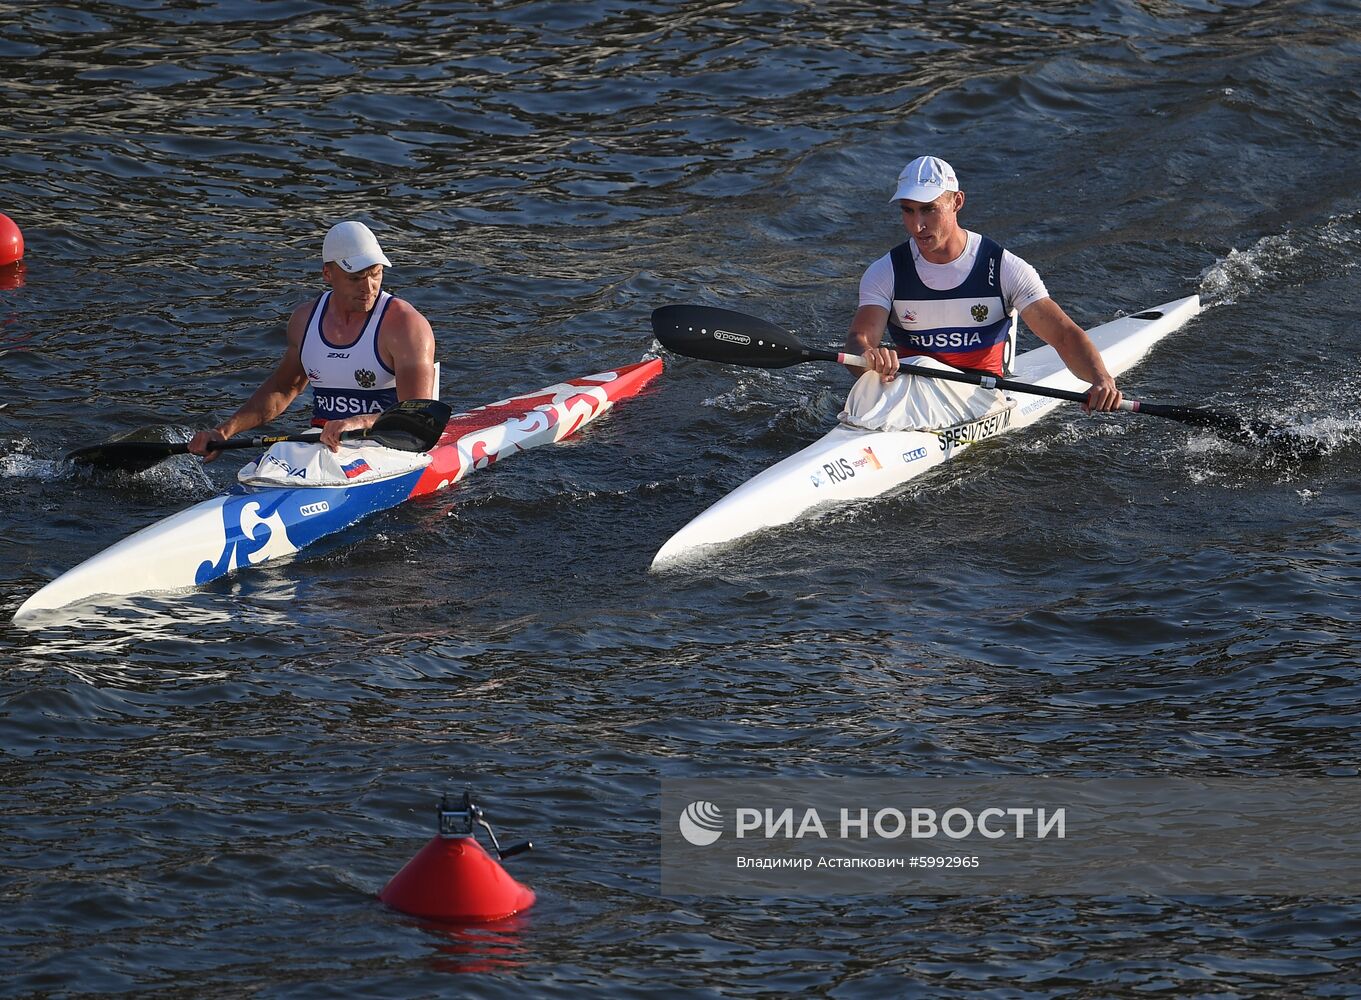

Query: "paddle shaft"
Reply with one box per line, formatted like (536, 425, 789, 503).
(828, 348, 1093, 403)
(209, 429, 340, 454)
(834, 350, 1246, 425)
(136, 429, 358, 460)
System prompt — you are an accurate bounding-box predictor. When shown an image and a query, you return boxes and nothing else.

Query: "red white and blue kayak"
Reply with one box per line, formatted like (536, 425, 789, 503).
(16, 359, 662, 618)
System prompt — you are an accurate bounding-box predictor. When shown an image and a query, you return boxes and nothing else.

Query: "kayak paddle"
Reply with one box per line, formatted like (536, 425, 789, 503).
(66, 398, 454, 474)
(651, 304, 1322, 460)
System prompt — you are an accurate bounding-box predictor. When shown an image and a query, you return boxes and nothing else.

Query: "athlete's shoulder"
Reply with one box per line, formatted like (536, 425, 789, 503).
(379, 294, 435, 341)
(859, 252, 895, 288)
(999, 245, 1038, 276)
(997, 248, 1047, 310)
(863, 248, 895, 271)
(380, 293, 422, 316)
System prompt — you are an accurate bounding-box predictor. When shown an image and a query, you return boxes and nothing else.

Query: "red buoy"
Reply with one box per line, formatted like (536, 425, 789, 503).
(0, 213, 23, 267)
(380, 790, 536, 922)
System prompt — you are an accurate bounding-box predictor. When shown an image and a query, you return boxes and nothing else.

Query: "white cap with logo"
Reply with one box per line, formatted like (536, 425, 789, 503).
(889, 155, 959, 204)
(323, 221, 392, 273)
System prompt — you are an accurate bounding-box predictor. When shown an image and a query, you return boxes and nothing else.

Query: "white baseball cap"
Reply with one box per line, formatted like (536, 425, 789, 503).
(889, 155, 959, 204)
(322, 221, 392, 272)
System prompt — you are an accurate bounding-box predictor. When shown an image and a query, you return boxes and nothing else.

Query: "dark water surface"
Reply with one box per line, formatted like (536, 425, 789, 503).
(4, 1, 1361, 996)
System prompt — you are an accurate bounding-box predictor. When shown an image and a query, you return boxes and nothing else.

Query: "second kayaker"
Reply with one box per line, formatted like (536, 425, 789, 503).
(189, 220, 437, 460)
(842, 155, 1121, 432)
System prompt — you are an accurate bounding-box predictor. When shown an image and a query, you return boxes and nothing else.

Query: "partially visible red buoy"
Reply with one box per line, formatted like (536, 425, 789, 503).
(0, 213, 23, 267)
(380, 790, 536, 922)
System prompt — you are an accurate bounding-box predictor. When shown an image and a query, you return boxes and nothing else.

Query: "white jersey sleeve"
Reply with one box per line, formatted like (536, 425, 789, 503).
(857, 253, 895, 311)
(1000, 250, 1048, 313)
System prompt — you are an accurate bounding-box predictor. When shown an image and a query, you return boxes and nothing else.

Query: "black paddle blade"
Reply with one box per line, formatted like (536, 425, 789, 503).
(65, 438, 190, 474)
(651, 304, 818, 369)
(363, 398, 452, 452)
(1138, 403, 1324, 461)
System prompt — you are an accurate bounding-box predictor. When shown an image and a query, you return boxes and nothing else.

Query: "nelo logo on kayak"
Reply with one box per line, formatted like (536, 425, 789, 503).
(300, 501, 329, 517)
(937, 409, 1013, 451)
(902, 447, 928, 464)
(713, 329, 751, 345)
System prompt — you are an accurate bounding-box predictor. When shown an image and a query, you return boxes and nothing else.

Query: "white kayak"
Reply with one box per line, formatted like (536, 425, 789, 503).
(651, 295, 1201, 567)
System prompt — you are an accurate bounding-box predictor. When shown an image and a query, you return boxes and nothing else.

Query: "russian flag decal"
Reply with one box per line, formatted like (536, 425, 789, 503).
(342, 458, 371, 479)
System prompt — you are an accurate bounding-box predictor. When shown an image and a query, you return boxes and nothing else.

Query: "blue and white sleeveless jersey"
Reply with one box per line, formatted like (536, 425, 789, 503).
(298, 290, 398, 425)
(859, 231, 1048, 376)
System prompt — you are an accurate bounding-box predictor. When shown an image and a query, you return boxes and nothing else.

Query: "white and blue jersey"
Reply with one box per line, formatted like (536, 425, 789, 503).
(885, 234, 1011, 375)
(298, 290, 398, 426)
(859, 231, 1049, 377)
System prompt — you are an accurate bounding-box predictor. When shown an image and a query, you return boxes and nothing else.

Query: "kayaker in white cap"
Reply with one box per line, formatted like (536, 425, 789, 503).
(840, 155, 1120, 433)
(190, 220, 437, 458)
